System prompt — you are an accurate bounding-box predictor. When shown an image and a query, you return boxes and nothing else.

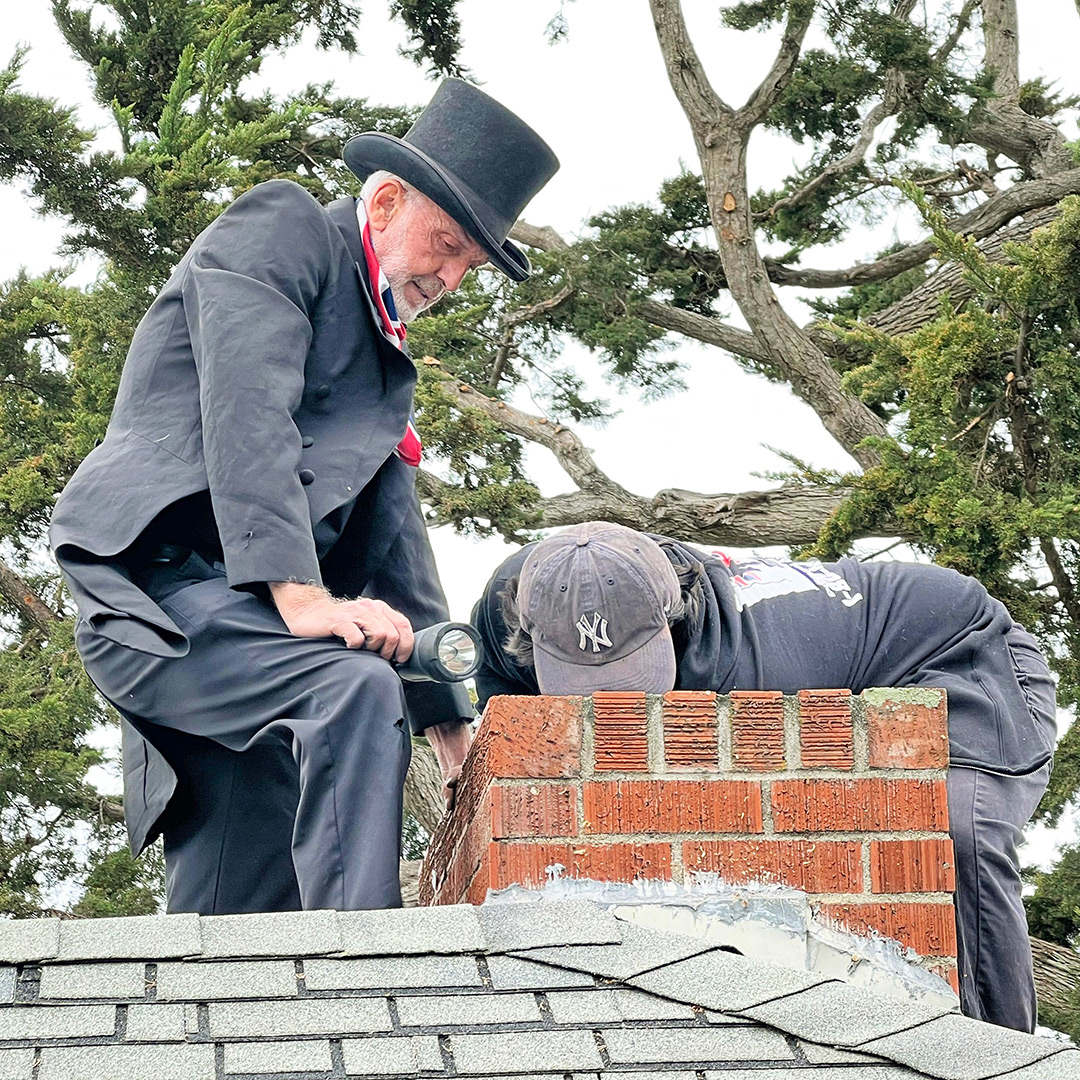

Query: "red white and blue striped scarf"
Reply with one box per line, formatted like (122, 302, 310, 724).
(355, 199, 423, 467)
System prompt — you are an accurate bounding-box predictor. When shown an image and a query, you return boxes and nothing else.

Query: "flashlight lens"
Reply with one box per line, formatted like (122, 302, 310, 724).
(438, 628, 477, 676)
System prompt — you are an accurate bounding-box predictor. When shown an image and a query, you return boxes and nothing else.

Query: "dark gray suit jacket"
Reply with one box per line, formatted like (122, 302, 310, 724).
(50, 180, 472, 853)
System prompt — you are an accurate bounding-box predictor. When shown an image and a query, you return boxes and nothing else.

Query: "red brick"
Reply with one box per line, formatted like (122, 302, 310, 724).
(582, 780, 762, 835)
(592, 692, 649, 771)
(771, 778, 949, 833)
(865, 691, 949, 770)
(489, 783, 577, 839)
(662, 691, 718, 769)
(420, 729, 501, 897)
(818, 902, 957, 958)
(422, 813, 465, 902)
(730, 691, 786, 771)
(432, 809, 492, 904)
(871, 838, 956, 894)
(799, 689, 853, 769)
(930, 963, 961, 995)
(489, 841, 673, 889)
(464, 848, 492, 906)
(683, 839, 862, 893)
(482, 696, 584, 778)
(423, 779, 486, 896)
(437, 730, 496, 848)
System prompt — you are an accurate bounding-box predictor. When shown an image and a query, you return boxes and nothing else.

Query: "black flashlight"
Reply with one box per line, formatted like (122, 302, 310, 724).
(396, 621, 484, 683)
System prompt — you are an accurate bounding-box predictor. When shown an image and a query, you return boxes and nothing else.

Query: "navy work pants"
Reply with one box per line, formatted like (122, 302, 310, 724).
(948, 762, 1048, 1033)
(945, 625, 1055, 1032)
(76, 550, 411, 914)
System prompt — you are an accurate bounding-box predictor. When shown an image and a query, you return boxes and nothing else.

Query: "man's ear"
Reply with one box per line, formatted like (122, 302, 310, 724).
(366, 179, 406, 232)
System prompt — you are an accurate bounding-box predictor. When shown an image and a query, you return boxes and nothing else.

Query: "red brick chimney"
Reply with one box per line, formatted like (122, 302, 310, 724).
(420, 688, 956, 991)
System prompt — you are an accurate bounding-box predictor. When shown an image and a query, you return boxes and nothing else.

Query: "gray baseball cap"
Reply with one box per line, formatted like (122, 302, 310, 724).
(517, 521, 680, 695)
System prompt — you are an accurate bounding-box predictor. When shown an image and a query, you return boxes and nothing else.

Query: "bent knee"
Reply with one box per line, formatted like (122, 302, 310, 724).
(315, 648, 406, 717)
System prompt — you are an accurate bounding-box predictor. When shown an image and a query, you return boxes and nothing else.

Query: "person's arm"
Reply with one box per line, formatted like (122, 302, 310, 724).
(426, 720, 474, 807)
(181, 180, 333, 591)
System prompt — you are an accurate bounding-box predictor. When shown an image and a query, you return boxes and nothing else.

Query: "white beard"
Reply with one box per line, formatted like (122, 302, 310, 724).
(379, 252, 443, 323)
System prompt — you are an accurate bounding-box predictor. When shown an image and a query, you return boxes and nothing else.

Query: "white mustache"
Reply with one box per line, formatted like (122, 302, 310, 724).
(413, 278, 444, 305)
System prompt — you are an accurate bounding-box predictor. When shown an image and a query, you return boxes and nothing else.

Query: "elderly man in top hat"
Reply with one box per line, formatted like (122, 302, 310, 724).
(470, 521, 1056, 1032)
(50, 80, 559, 915)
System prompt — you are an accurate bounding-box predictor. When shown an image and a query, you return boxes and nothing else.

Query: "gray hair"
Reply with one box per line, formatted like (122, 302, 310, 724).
(359, 170, 413, 204)
(498, 544, 706, 668)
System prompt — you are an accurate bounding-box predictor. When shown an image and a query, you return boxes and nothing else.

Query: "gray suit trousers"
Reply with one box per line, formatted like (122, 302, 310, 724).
(76, 550, 412, 913)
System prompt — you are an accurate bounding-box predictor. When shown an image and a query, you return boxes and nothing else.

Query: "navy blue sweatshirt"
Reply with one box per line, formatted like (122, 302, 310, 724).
(471, 539, 1056, 774)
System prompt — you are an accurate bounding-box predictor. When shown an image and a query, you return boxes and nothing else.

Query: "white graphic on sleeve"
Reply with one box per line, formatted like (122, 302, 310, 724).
(718, 555, 865, 612)
(576, 612, 613, 652)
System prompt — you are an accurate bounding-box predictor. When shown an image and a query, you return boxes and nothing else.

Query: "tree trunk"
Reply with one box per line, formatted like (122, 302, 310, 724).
(403, 739, 446, 837)
(1031, 935, 1080, 1027)
(0, 555, 61, 631)
(647, 0, 889, 470)
(965, 0, 1074, 179)
(399, 859, 421, 907)
(697, 133, 888, 469)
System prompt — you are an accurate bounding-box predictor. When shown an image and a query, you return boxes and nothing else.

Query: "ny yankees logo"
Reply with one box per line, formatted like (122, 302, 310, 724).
(576, 612, 613, 653)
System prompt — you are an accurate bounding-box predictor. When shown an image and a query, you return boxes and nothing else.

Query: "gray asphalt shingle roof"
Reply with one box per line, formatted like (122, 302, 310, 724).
(0, 899, 1075, 1080)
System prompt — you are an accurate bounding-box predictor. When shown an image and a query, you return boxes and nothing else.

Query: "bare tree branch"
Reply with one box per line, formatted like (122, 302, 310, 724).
(73, 792, 126, 825)
(1041, 538, 1080, 627)
(508, 220, 568, 251)
(420, 359, 884, 546)
(0, 555, 61, 632)
(770, 170, 1080, 288)
(517, 163, 1077, 293)
(415, 466, 454, 510)
(964, 109, 1075, 181)
(512, 223, 886, 468)
(634, 298, 768, 362)
(489, 285, 575, 391)
(738, 2, 814, 129)
(759, 98, 894, 221)
(962, 0, 1073, 179)
(867, 204, 1059, 336)
(429, 369, 636, 500)
(648, 0, 732, 127)
(981, 0, 1020, 98)
(507, 221, 769, 361)
(933, 0, 978, 64)
(535, 482, 858, 547)
(647, 1, 890, 469)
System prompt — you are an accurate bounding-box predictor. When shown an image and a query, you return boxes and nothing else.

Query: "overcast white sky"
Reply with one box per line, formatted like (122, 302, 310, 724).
(3, 1, 1080, 860)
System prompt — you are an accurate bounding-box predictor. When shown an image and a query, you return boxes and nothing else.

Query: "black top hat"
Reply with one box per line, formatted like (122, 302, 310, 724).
(343, 79, 559, 281)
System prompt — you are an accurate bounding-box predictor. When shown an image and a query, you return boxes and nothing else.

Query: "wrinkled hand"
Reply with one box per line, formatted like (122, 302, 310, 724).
(427, 719, 475, 809)
(269, 582, 414, 663)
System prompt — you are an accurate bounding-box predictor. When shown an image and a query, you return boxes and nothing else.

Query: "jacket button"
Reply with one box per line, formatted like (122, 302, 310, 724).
(315, 384, 331, 400)
(299, 469, 316, 485)
(301, 435, 314, 448)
